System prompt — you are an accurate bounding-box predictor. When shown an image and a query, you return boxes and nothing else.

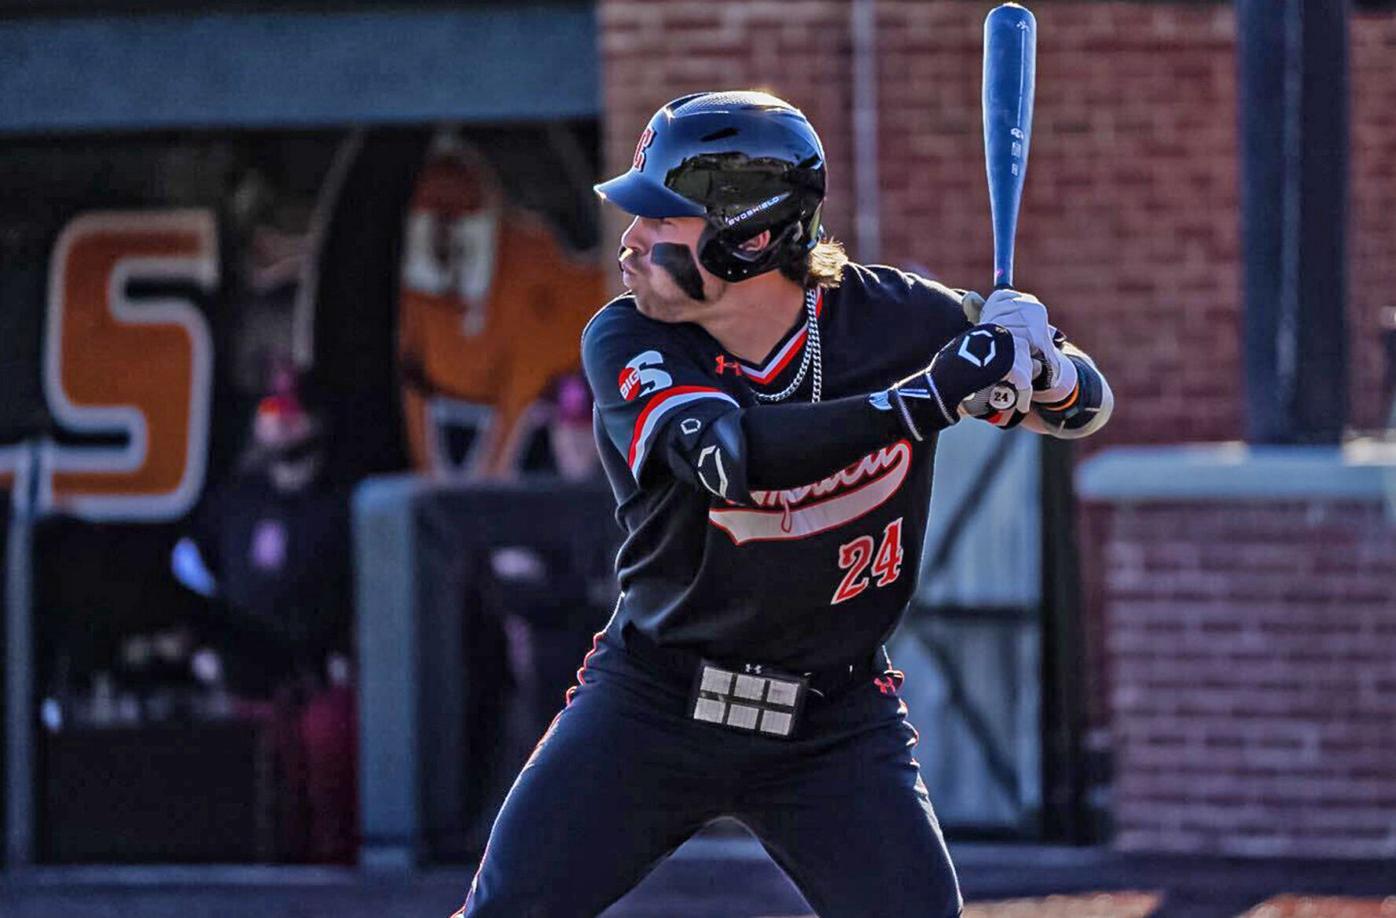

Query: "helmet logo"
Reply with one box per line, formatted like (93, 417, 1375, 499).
(632, 128, 656, 172)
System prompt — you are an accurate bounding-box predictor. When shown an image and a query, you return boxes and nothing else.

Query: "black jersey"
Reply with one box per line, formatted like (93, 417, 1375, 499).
(581, 263, 971, 673)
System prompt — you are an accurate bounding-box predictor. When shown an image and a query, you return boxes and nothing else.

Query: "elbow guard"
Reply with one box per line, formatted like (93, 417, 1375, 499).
(665, 409, 754, 504)
(1032, 354, 1113, 438)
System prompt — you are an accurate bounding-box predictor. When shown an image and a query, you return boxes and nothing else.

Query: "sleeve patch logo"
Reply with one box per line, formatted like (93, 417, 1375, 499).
(618, 350, 673, 402)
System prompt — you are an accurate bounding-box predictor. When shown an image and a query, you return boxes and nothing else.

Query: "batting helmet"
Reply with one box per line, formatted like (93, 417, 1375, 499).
(595, 90, 827, 283)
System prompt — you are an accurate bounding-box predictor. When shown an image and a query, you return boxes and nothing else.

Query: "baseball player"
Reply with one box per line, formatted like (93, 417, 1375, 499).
(454, 91, 1112, 918)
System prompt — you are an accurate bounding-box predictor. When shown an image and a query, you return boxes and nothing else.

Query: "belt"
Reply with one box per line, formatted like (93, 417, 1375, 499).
(616, 623, 890, 700)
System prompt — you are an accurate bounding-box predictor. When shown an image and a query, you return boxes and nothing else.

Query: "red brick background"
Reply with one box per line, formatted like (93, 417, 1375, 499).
(598, 0, 1396, 444)
(1350, 10, 1396, 434)
(1102, 500, 1396, 857)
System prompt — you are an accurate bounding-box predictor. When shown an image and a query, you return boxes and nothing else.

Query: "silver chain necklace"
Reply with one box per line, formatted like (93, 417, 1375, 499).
(751, 287, 822, 404)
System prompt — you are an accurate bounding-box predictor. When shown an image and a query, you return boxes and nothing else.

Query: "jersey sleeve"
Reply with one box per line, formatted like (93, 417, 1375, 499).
(850, 264, 974, 359)
(581, 301, 740, 484)
(906, 273, 975, 352)
(884, 266, 972, 337)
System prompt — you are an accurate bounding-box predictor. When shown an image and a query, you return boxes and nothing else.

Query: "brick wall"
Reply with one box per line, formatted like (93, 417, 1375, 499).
(1101, 500, 1396, 857)
(1351, 10, 1396, 431)
(598, 0, 1396, 443)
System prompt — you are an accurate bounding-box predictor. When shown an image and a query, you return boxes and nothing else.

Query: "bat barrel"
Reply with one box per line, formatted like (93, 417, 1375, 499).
(983, 2, 1037, 290)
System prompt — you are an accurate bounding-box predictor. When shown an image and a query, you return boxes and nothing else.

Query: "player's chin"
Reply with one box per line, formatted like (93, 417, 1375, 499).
(632, 295, 667, 321)
(632, 290, 676, 321)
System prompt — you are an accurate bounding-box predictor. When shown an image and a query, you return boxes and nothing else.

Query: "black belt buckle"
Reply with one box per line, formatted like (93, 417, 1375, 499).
(689, 660, 808, 739)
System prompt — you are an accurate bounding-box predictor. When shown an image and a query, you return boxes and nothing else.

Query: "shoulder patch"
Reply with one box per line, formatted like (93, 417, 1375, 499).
(618, 350, 673, 402)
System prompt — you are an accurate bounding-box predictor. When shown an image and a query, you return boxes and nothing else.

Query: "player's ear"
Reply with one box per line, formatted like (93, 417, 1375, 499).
(738, 230, 771, 253)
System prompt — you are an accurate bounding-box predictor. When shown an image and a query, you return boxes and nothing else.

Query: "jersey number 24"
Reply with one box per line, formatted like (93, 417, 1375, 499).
(832, 517, 904, 605)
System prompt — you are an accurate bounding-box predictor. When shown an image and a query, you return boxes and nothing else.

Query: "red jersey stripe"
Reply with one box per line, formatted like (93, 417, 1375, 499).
(626, 385, 727, 470)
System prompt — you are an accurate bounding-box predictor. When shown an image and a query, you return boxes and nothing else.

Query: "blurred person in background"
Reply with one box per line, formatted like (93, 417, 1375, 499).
(171, 373, 356, 863)
(512, 370, 604, 480)
(542, 371, 602, 481)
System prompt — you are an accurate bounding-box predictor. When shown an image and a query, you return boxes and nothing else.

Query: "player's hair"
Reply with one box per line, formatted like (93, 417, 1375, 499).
(782, 238, 848, 289)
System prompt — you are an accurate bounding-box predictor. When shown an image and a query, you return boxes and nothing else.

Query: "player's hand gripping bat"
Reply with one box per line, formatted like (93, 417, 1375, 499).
(963, 2, 1039, 421)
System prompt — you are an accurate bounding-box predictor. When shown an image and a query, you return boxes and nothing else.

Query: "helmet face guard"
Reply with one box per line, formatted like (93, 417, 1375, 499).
(696, 219, 800, 282)
(595, 91, 827, 284)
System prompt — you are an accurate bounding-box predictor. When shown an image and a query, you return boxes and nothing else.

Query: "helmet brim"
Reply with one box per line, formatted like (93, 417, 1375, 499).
(594, 171, 707, 219)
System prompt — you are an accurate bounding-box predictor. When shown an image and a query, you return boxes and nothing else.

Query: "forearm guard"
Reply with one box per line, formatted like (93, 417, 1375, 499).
(666, 397, 906, 505)
(1030, 352, 1113, 438)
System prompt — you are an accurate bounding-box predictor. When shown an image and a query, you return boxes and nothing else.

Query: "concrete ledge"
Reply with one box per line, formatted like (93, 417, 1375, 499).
(1076, 440, 1396, 502)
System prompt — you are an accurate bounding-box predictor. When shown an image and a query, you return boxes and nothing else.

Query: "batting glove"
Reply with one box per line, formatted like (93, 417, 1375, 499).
(979, 288, 1078, 403)
(873, 323, 1032, 440)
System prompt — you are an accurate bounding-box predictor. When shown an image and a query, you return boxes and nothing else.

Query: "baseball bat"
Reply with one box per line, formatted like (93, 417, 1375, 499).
(969, 2, 1038, 419)
(983, 2, 1036, 291)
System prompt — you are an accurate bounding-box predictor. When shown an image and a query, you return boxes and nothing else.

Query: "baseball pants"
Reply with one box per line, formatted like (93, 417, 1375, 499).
(455, 631, 963, 918)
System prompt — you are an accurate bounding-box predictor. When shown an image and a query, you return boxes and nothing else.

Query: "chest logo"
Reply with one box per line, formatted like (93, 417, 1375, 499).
(714, 355, 744, 376)
(708, 440, 913, 544)
(618, 350, 673, 402)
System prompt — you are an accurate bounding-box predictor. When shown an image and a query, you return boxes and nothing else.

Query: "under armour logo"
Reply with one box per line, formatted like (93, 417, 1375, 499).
(744, 663, 764, 675)
(715, 355, 744, 376)
(874, 675, 898, 696)
(957, 329, 998, 368)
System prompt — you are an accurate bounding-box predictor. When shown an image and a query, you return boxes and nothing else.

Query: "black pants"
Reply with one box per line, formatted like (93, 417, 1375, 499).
(456, 632, 962, 918)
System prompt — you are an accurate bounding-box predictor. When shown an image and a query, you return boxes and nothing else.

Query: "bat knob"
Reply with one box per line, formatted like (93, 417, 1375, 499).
(986, 383, 1020, 412)
(961, 381, 1022, 418)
